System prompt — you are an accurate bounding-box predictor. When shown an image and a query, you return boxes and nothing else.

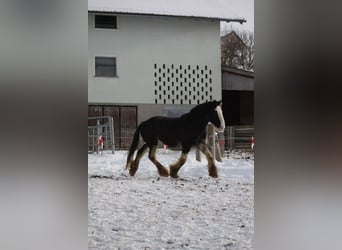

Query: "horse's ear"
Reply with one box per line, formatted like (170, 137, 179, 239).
(215, 100, 222, 106)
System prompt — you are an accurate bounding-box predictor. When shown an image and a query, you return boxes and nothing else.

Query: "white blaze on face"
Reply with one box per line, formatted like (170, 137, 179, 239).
(215, 105, 225, 131)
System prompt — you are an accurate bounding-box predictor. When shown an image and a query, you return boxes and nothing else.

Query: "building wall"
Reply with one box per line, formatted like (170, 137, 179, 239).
(137, 104, 194, 125)
(222, 72, 254, 91)
(88, 13, 222, 104)
(221, 68, 254, 126)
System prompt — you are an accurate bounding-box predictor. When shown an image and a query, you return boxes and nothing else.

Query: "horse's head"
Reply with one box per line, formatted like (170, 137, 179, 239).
(207, 100, 226, 132)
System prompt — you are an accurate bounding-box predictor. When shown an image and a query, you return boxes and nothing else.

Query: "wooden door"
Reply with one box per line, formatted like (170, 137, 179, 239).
(120, 107, 137, 149)
(88, 105, 102, 126)
(103, 106, 120, 149)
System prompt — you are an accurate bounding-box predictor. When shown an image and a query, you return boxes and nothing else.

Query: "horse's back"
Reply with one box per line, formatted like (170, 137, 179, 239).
(139, 116, 181, 146)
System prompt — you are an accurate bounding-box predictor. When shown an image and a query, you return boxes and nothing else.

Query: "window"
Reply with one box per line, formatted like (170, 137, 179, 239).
(95, 57, 117, 77)
(95, 15, 117, 29)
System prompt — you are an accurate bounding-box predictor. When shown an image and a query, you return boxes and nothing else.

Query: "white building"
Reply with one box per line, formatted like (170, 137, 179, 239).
(88, 0, 245, 148)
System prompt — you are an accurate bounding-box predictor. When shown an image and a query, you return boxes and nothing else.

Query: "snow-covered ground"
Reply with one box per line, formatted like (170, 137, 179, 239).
(88, 149, 254, 249)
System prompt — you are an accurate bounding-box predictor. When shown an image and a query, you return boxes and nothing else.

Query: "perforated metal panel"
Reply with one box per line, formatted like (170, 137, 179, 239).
(154, 63, 213, 104)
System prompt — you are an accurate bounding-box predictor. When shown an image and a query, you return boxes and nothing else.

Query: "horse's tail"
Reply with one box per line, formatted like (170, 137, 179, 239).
(125, 124, 141, 169)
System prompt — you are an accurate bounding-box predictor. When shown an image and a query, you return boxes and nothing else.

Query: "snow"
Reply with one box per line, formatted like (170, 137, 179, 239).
(88, 149, 254, 249)
(88, 0, 245, 22)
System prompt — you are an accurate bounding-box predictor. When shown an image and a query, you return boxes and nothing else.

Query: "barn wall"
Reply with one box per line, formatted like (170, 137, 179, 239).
(222, 72, 254, 91)
(88, 14, 222, 104)
(221, 67, 254, 126)
(222, 90, 254, 126)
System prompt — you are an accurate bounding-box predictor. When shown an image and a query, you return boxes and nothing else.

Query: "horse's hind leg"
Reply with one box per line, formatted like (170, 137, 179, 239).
(170, 152, 189, 178)
(198, 144, 218, 178)
(129, 143, 148, 176)
(148, 146, 169, 177)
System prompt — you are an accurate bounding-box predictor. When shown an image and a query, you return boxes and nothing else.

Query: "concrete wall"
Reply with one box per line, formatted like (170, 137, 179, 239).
(88, 13, 222, 105)
(137, 104, 194, 125)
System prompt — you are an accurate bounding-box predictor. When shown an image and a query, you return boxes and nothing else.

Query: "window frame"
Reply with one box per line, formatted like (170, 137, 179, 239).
(94, 56, 118, 78)
(94, 14, 117, 29)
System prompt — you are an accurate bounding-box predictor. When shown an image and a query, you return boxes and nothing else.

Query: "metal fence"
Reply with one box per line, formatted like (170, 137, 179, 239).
(224, 125, 254, 151)
(87, 119, 253, 157)
(197, 125, 254, 162)
(88, 116, 115, 154)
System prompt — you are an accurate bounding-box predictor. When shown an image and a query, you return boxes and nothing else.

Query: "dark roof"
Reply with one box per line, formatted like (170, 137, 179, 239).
(222, 65, 254, 78)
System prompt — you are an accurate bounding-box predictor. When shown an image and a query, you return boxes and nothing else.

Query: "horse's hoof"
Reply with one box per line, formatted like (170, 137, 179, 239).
(159, 170, 169, 177)
(209, 171, 218, 178)
(170, 173, 179, 178)
(125, 162, 131, 170)
(129, 167, 137, 176)
(169, 167, 179, 178)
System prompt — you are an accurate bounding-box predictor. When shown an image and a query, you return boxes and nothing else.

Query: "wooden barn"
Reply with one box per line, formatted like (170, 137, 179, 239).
(88, 0, 245, 149)
(221, 66, 254, 126)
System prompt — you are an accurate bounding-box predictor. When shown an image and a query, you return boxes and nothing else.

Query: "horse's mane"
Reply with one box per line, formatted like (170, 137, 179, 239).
(180, 101, 216, 120)
(189, 101, 215, 114)
(192, 101, 208, 110)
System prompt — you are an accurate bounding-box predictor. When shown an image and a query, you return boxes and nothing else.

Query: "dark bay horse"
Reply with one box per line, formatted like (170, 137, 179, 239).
(125, 100, 225, 178)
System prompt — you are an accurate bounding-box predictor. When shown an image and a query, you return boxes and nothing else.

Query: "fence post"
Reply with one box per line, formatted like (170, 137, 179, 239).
(229, 126, 235, 150)
(195, 147, 201, 162)
(207, 124, 216, 161)
(88, 130, 91, 153)
(92, 128, 95, 153)
(215, 139, 222, 162)
(96, 119, 100, 154)
(110, 117, 115, 154)
(215, 131, 224, 161)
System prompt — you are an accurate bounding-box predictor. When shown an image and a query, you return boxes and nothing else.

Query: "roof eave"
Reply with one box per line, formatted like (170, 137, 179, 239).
(88, 10, 246, 23)
(221, 18, 246, 24)
(222, 65, 254, 77)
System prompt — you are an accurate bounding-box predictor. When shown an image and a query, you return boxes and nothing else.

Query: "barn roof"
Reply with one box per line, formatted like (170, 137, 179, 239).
(88, 0, 246, 23)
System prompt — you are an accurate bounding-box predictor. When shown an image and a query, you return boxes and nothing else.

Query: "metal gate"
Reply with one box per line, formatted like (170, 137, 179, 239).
(224, 126, 254, 150)
(88, 116, 115, 154)
(88, 105, 137, 149)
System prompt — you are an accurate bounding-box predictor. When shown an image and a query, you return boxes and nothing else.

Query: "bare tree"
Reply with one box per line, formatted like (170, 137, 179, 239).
(221, 30, 254, 71)
(221, 31, 245, 68)
(238, 31, 254, 71)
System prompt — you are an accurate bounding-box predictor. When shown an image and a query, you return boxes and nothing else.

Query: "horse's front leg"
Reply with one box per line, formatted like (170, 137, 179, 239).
(198, 144, 218, 178)
(148, 146, 169, 177)
(129, 143, 148, 176)
(170, 151, 189, 178)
